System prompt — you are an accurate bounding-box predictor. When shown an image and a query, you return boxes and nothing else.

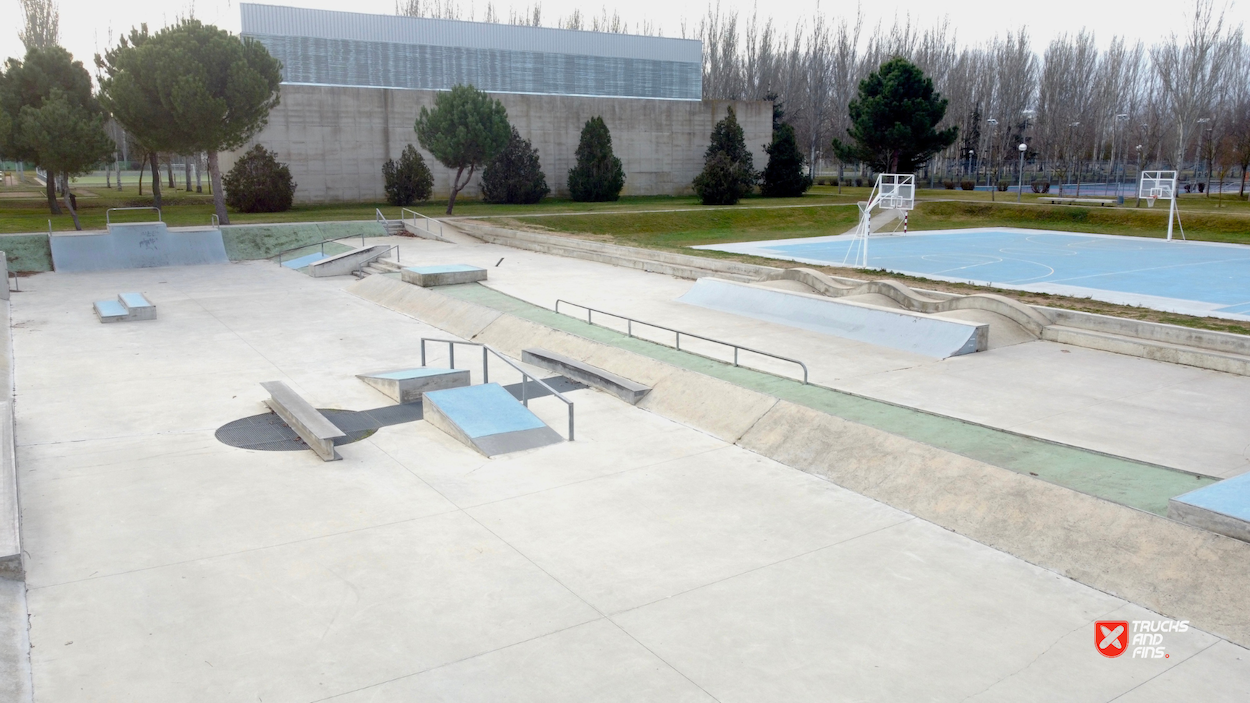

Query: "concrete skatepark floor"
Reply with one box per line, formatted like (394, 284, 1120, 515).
(8, 240, 1250, 700)
(696, 228, 1250, 320)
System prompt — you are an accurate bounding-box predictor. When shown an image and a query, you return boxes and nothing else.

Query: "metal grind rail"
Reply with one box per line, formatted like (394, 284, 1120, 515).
(554, 300, 809, 384)
(419, 338, 575, 441)
(273, 232, 370, 266)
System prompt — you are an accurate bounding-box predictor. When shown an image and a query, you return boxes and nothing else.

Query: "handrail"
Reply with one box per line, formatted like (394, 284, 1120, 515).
(419, 338, 574, 441)
(210, 213, 219, 226)
(274, 232, 369, 265)
(107, 206, 162, 225)
(375, 208, 386, 222)
(401, 208, 444, 238)
(554, 300, 809, 384)
(351, 244, 401, 275)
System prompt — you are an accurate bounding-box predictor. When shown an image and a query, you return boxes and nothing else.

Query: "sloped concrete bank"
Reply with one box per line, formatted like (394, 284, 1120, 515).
(456, 222, 1250, 376)
(348, 273, 1250, 648)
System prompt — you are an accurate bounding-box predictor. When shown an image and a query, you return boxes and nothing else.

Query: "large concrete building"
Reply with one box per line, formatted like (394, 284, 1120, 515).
(227, 4, 770, 203)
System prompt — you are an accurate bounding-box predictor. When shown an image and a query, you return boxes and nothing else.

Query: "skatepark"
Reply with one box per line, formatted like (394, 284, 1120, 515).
(1, 211, 1249, 701)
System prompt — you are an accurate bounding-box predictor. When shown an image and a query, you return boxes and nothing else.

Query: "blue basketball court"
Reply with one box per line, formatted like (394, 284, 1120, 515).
(695, 228, 1250, 320)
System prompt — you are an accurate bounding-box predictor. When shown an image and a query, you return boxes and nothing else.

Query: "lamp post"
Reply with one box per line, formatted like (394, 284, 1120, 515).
(1134, 144, 1143, 207)
(987, 118, 999, 200)
(1017, 143, 1027, 203)
(1195, 117, 1211, 190)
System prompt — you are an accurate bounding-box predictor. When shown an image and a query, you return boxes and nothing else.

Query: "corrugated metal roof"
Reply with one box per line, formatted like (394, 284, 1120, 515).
(240, 4, 702, 64)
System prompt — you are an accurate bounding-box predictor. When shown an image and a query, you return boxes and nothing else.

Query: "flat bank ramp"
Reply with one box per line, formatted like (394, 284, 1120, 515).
(50, 223, 228, 272)
(679, 277, 987, 358)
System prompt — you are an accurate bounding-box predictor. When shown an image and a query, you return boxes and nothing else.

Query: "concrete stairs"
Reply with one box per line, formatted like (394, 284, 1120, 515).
(380, 220, 405, 237)
(352, 258, 403, 279)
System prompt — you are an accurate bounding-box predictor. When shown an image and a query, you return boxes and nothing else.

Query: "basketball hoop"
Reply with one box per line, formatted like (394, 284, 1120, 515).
(1147, 195, 1158, 208)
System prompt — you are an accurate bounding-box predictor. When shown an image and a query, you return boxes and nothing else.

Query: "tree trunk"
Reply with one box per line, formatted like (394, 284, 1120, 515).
(446, 165, 474, 215)
(1240, 166, 1247, 198)
(195, 153, 202, 193)
(149, 152, 162, 208)
(166, 159, 175, 189)
(207, 150, 229, 225)
(60, 174, 82, 231)
(44, 175, 62, 214)
(184, 159, 192, 192)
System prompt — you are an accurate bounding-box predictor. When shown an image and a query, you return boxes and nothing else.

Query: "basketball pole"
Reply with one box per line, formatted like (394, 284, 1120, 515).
(1167, 194, 1175, 241)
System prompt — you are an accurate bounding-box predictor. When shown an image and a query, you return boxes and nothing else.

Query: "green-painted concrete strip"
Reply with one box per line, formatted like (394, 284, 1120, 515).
(438, 282, 1215, 515)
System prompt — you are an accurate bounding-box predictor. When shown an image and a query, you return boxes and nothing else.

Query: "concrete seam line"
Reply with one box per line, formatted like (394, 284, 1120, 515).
(731, 397, 781, 444)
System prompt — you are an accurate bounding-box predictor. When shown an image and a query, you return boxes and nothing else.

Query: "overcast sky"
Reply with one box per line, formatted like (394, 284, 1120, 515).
(2, 0, 1246, 74)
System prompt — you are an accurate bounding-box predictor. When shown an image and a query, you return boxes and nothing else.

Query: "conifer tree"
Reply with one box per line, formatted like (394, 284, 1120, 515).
(481, 127, 549, 204)
(567, 116, 624, 201)
(381, 144, 434, 206)
(693, 106, 757, 205)
(760, 123, 811, 197)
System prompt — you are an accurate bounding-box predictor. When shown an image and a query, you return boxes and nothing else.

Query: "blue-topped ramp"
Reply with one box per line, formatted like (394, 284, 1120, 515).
(1169, 473, 1250, 543)
(679, 277, 987, 358)
(51, 222, 228, 272)
(695, 228, 1250, 321)
(402, 264, 487, 287)
(356, 367, 471, 403)
(422, 383, 563, 457)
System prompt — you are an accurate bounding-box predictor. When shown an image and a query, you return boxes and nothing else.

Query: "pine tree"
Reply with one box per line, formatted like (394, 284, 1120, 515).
(481, 127, 550, 204)
(693, 106, 757, 205)
(415, 84, 511, 214)
(567, 116, 624, 201)
(382, 144, 434, 206)
(831, 57, 958, 173)
(760, 123, 811, 197)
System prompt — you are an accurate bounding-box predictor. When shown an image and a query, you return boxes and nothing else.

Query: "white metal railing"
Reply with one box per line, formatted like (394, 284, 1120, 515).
(419, 338, 574, 441)
(375, 208, 387, 222)
(554, 300, 809, 384)
(106, 206, 162, 225)
(274, 233, 368, 265)
(401, 208, 444, 238)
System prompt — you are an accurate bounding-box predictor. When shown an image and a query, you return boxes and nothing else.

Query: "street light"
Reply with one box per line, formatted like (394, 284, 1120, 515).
(1195, 117, 1211, 188)
(987, 118, 999, 200)
(1134, 144, 1143, 207)
(1017, 143, 1028, 203)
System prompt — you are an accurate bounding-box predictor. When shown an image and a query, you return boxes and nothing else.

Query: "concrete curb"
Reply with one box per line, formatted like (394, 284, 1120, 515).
(457, 221, 1250, 376)
(347, 274, 1250, 648)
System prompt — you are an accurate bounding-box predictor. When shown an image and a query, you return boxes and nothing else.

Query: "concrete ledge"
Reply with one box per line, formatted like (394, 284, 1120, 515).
(522, 347, 651, 404)
(260, 381, 346, 461)
(308, 245, 394, 278)
(348, 275, 1250, 647)
(0, 402, 19, 581)
(356, 367, 471, 403)
(1168, 473, 1250, 543)
(401, 264, 487, 287)
(1042, 325, 1250, 376)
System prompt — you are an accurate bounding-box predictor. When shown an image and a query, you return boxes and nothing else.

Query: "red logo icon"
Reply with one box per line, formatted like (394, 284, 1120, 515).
(1096, 621, 1129, 658)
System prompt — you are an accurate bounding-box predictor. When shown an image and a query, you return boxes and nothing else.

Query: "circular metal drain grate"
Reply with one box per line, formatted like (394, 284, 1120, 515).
(215, 410, 376, 451)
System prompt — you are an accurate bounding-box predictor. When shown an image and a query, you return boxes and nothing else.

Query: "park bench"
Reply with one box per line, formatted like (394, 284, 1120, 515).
(260, 381, 346, 461)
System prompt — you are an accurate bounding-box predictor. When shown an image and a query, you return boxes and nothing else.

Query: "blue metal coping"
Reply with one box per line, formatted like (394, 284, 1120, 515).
(1172, 472, 1250, 522)
(119, 292, 152, 309)
(94, 300, 128, 317)
(424, 383, 546, 438)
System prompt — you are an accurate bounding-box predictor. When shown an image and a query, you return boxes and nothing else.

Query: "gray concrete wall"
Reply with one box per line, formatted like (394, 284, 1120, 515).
(224, 84, 772, 203)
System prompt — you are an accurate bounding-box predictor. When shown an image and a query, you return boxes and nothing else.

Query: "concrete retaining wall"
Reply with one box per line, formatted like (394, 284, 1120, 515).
(224, 84, 771, 203)
(348, 274, 1250, 648)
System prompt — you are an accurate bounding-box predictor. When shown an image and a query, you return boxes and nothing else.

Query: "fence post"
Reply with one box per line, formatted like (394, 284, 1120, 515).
(421, 340, 426, 366)
(483, 346, 489, 384)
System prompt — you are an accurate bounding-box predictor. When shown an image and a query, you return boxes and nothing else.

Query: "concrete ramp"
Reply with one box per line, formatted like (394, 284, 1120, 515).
(679, 278, 987, 358)
(51, 223, 228, 272)
(423, 383, 563, 457)
(1169, 474, 1250, 543)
